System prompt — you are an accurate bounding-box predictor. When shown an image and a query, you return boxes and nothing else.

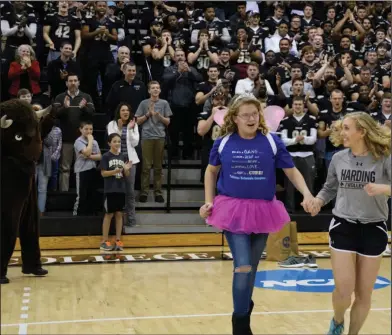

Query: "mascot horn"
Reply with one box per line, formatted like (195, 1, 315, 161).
(0, 99, 55, 284)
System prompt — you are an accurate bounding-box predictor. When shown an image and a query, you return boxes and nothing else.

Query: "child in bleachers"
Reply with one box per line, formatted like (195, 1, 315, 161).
(100, 133, 132, 251)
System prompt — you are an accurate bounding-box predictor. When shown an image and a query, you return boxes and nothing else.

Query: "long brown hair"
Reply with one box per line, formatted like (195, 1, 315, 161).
(220, 95, 269, 137)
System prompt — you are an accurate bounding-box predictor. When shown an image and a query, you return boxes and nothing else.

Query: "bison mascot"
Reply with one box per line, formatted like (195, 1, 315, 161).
(0, 99, 55, 284)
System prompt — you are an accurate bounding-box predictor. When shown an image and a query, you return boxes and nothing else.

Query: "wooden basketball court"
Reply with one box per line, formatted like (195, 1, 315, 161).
(1, 246, 390, 335)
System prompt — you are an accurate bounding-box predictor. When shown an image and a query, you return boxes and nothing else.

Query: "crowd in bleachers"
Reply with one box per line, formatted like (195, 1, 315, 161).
(1, 1, 391, 221)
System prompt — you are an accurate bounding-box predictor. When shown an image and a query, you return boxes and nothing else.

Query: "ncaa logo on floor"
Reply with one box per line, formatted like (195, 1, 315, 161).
(254, 269, 391, 293)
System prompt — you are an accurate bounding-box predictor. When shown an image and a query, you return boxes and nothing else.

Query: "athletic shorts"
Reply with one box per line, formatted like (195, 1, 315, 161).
(104, 193, 125, 214)
(329, 216, 389, 257)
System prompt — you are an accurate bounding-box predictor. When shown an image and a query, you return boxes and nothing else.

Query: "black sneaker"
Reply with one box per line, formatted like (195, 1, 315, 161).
(155, 195, 165, 203)
(0, 276, 9, 284)
(139, 195, 148, 203)
(22, 268, 48, 276)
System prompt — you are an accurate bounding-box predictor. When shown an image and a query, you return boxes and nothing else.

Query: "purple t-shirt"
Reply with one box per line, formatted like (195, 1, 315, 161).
(209, 132, 294, 200)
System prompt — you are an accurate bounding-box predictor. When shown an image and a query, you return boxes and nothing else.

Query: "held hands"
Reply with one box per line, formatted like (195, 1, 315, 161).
(199, 203, 213, 219)
(301, 195, 323, 217)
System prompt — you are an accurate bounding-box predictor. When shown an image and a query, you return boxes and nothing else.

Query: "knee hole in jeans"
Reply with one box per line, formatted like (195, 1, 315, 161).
(234, 265, 252, 273)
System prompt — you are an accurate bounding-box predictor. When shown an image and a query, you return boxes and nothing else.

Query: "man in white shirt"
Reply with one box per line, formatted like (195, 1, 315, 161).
(264, 21, 298, 56)
(235, 62, 275, 96)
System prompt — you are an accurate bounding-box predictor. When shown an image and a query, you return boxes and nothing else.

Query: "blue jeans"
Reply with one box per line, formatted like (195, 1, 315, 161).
(35, 164, 49, 213)
(224, 231, 269, 316)
(49, 160, 59, 191)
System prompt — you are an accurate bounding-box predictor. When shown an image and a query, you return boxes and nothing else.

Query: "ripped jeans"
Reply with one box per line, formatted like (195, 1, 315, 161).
(224, 231, 269, 316)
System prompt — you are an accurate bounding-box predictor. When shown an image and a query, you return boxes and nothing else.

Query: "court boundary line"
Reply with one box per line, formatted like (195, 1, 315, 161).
(2, 307, 390, 328)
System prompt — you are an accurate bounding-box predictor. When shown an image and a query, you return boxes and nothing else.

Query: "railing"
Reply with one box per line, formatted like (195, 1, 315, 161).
(165, 128, 172, 213)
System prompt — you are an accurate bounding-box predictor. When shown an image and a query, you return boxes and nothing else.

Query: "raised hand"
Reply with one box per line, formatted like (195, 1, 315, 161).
(128, 118, 136, 129)
(118, 118, 124, 129)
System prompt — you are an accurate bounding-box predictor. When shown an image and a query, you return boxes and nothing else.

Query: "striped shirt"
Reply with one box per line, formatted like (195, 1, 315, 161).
(121, 126, 128, 160)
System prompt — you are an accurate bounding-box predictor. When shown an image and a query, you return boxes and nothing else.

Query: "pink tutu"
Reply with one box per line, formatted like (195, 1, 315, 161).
(206, 195, 290, 234)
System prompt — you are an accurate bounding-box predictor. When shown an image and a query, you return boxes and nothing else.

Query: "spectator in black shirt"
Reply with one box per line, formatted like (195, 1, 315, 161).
(53, 73, 95, 192)
(289, 15, 302, 39)
(314, 75, 339, 111)
(103, 46, 131, 102)
(246, 11, 269, 51)
(317, 89, 348, 169)
(1, 1, 37, 64)
(228, 26, 263, 79)
(165, 13, 190, 52)
(216, 48, 239, 93)
(43, 1, 82, 64)
(275, 38, 300, 66)
(162, 49, 203, 158)
(81, 1, 118, 109)
(376, 42, 391, 69)
(197, 90, 229, 181)
(47, 41, 81, 100)
(188, 29, 219, 80)
(191, 4, 231, 47)
(229, 2, 247, 33)
(264, 4, 286, 34)
(1, 1, 37, 100)
(143, 29, 175, 82)
(106, 62, 148, 121)
(195, 65, 220, 108)
(301, 3, 320, 29)
(370, 92, 391, 127)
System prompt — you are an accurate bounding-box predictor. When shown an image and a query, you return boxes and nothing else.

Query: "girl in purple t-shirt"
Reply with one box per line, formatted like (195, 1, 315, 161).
(199, 95, 314, 334)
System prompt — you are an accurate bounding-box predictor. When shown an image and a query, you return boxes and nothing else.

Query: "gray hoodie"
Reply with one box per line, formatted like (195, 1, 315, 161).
(317, 149, 391, 223)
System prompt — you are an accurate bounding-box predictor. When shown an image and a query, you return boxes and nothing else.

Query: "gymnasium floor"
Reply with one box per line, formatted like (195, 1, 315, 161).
(1, 247, 391, 335)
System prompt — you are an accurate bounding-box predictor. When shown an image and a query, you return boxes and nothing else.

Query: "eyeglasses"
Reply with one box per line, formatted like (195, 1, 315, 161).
(236, 112, 260, 120)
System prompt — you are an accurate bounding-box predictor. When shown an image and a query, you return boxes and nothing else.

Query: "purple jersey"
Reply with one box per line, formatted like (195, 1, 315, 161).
(209, 132, 294, 200)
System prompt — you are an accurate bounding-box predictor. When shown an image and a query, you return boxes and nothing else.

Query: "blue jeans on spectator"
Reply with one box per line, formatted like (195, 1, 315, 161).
(224, 231, 269, 316)
(35, 164, 49, 213)
(49, 160, 59, 191)
(325, 150, 341, 171)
